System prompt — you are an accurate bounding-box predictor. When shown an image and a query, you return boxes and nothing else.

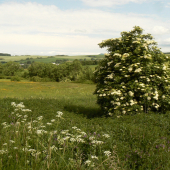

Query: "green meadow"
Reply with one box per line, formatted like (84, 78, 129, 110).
(1, 79, 170, 169)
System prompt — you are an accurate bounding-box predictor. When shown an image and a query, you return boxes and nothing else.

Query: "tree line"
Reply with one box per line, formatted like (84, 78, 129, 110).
(0, 60, 96, 82)
(0, 53, 11, 56)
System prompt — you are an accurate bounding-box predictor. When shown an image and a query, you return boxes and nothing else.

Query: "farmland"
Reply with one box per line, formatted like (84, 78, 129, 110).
(0, 54, 105, 64)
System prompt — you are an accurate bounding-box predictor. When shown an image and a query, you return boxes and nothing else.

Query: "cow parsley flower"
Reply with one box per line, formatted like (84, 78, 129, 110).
(104, 151, 111, 157)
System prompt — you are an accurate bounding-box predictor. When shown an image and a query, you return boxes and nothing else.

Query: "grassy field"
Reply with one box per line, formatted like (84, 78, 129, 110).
(1, 79, 170, 169)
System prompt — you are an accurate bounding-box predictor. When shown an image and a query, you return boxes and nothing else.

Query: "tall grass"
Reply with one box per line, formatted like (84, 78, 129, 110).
(0, 101, 119, 170)
(1, 81, 170, 169)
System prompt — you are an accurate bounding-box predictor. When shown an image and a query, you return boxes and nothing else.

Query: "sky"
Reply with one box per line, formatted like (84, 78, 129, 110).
(0, 0, 170, 56)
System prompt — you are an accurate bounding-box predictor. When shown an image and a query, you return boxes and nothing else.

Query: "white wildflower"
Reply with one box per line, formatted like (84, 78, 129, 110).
(91, 155, 98, 160)
(103, 134, 110, 138)
(85, 160, 91, 166)
(104, 151, 111, 157)
(37, 116, 43, 120)
(56, 111, 63, 118)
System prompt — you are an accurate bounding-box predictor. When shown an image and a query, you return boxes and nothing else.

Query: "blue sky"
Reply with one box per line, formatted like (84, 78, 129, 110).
(0, 0, 170, 55)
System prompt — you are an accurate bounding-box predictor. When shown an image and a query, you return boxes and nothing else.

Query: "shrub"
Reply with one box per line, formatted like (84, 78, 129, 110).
(94, 26, 170, 116)
(11, 76, 21, 81)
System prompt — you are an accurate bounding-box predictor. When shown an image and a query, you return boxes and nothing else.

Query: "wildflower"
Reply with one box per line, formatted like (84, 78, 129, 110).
(37, 116, 43, 120)
(13, 147, 18, 150)
(76, 138, 85, 143)
(81, 132, 87, 135)
(50, 145, 58, 151)
(33, 120, 38, 123)
(91, 155, 98, 160)
(21, 109, 32, 112)
(103, 134, 110, 138)
(104, 151, 111, 157)
(89, 136, 95, 140)
(63, 136, 70, 140)
(0, 150, 6, 155)
(91, 140, 104, 145)
(47, 123, 52, 125)
(85, 160, 91, 166)
(1, 122, 7, 126)
(56, 111, 63, 118)
(37, 130, 43, 135)
(70, 138, 76, 142)
(61, 130, 69, 134)
(11, 102, 16, 107)
(51, 119, 55, 122)
(9, 140, 15, 143)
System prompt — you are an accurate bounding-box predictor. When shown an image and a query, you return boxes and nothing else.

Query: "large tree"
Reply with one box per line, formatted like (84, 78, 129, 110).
(2, 61, 23, 76)
(94, 26, 170, 116)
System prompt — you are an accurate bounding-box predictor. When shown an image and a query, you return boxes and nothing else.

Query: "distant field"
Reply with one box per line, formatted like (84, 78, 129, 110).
(0, 54, 105, 63)
(0, 79, 96, 99)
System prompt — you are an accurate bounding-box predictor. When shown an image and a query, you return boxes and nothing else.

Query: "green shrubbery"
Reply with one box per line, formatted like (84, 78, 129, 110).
(94, 26, 170, 116)
(2, 61, 23, 76)
(0, 60, 95, 83)
(28, 60, 95, 82)
(11, 76, 21, 81)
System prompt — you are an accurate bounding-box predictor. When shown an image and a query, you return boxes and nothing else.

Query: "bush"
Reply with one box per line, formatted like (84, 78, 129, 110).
(94, 26, 170, 116)
(11, 76, 21, 81)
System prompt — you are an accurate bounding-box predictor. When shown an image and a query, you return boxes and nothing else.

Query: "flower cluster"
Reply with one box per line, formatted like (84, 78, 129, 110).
(0, 102, 115, 169)
(94, 26, 170, 116)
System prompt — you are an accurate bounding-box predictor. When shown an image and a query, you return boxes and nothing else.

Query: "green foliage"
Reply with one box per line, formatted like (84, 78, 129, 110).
(2, 61, 23, 76)
(0, 63, 3, 74)
(94, 26, 170, 116)
(27, 60, 95, 82)
(10, 76, 21, 81)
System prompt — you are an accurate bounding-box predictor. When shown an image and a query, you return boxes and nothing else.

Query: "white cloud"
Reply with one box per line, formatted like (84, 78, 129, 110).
(81, 0, 147, 7)
(152, 26, 170, 35)
(165, 2, 170, 8)
(0, 2, 169, 55)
